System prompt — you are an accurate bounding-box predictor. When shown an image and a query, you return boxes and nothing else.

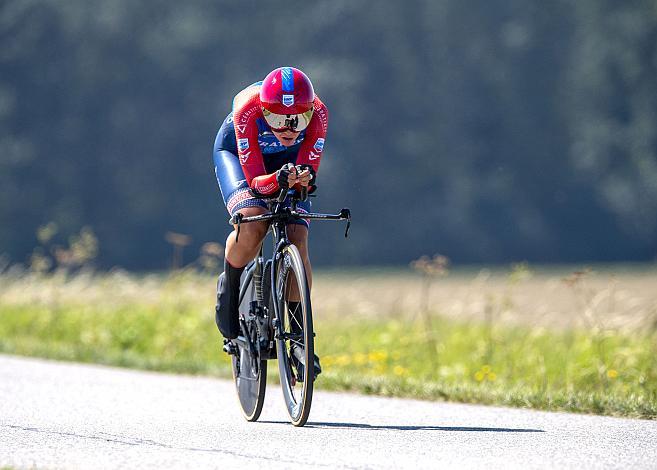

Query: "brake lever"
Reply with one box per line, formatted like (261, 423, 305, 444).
(339, 208, 351, 238)
(231, 213, 244, 243)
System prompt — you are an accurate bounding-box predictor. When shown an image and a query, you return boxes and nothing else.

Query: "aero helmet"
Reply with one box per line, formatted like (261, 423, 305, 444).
(260, 67, 315, 132)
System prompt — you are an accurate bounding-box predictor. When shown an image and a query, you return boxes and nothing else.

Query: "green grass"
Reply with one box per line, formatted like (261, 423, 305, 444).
(316, 318, 657, 418)
(0, 271, 655, 419)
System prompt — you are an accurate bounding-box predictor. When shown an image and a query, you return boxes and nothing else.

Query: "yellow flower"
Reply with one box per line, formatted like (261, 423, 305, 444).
(368, 350, 388, 362)
(607, 369, 618, 379)
(354, 353, 368, 365)
(322, 356, 335, 367)
(335, 355, 351, 366)
(393, 365, 408, 376)
(482, 365, 491, 374)
(474, 371, 485, 382)
(487, 372, 497, 381)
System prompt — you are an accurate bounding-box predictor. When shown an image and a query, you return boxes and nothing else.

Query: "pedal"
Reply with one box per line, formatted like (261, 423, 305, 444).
(222, 339, 238, 356)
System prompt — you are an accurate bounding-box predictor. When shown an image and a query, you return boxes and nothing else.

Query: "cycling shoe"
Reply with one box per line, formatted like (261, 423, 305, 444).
(290, 344, 321, 382)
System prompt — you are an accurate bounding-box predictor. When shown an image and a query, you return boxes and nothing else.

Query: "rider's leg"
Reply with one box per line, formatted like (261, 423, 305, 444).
(215, 207, 268, 339)
(225, 207, 269, 268)
(213, 147, 270, 339)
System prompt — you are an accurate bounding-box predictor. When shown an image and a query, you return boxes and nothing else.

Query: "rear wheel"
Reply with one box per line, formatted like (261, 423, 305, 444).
(275, 244, 314, 426)
(230, 265, 267, 421)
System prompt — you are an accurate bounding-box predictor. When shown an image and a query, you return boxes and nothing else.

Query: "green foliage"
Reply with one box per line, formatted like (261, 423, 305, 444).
(315, 317, 657, 418)
(0, 271, 655, 418)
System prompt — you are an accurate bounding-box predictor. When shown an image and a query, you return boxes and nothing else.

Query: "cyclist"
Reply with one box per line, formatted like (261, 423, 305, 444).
(212, 66, 327, 378)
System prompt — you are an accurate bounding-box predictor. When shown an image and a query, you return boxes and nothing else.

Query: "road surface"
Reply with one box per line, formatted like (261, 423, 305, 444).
(1, 355, 655, 469)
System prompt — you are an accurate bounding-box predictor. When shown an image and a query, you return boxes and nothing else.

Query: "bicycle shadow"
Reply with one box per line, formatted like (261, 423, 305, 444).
(260, 421, 544, 432)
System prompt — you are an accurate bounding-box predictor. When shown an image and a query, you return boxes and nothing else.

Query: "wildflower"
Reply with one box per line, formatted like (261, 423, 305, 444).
(354, 353, 367, 365)
(607, 369, 618, 379)
(322, 356, 335, 367)
(368, 350, 387, 362)
(474, 365, 497, 382)
(393, 365, 408, 376)
(335, 355, 351, 367)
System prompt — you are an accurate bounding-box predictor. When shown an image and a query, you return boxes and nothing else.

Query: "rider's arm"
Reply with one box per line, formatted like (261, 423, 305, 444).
(232, 87, 281, 196)
(295, 97, 329, 175)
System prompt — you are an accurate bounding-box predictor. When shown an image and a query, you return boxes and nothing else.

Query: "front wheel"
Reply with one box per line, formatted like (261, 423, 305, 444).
(275, 244, 314, 426)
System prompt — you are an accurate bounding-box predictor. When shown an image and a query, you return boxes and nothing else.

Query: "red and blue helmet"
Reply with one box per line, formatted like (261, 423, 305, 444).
(260, 67, 315, 132)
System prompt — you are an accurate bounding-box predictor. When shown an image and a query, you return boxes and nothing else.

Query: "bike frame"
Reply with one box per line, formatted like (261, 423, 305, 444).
(232, 190, 351, 360)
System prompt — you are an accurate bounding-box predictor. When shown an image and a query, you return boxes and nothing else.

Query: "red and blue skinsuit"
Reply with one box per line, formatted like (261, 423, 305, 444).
(213, 82, 329, 226)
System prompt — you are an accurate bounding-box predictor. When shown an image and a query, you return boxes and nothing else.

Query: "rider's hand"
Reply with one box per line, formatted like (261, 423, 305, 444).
(295, 164, 316, 188)
(276, 163, 297, 189)
(287, 165, 298, 187)
(296, 168, 312, 187)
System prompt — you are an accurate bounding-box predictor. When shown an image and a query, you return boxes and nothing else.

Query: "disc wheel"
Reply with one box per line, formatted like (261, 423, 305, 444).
(230, 266, 267, 421)
(275, 244, 314, 426)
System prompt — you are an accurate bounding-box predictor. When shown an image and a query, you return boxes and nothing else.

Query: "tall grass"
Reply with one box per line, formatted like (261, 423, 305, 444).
(0, 268, 655, 418)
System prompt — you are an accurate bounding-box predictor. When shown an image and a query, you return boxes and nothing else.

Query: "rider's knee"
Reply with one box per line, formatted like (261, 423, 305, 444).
(235, 221, 268, 246)
(230, 207, 268, 247)
(288, 226, 311, 268)
(287, 224, 308, 249)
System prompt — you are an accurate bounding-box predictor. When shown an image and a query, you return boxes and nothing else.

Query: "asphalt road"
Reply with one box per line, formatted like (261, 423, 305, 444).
(1, 355, 655, 469)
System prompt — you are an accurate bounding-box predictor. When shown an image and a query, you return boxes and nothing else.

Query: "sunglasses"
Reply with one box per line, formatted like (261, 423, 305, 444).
(262, 108, 313, 132)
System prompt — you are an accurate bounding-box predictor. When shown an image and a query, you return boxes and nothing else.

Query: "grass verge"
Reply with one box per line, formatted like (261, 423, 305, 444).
(0, 273, 655, 419)
(316, 317, 657, 419)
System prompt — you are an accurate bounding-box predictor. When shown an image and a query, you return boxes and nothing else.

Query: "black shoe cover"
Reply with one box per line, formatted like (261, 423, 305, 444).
(215, 260, 244, 339)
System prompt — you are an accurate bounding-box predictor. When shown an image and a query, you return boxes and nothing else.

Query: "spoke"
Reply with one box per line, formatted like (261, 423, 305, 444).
(292, 306, 301, 324)
(283, 269, 304, 335)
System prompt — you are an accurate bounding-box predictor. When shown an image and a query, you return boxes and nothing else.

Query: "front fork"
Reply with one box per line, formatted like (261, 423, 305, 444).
(271, 233, 291, 340)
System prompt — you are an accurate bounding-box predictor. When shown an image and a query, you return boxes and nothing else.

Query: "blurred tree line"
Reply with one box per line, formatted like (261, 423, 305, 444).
(1, 0, 656, 269)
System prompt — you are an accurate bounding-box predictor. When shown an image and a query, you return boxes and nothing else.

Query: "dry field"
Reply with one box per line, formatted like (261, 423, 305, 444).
(1, 264, 656, 333)
(312, 265, 657, 331)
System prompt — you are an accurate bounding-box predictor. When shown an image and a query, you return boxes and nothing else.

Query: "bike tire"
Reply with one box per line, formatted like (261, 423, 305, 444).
(275, 244, 314, 427)
(230, 265, 267, 422)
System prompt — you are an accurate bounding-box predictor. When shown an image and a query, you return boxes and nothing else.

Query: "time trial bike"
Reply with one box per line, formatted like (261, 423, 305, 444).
(222, 185, 350, 426)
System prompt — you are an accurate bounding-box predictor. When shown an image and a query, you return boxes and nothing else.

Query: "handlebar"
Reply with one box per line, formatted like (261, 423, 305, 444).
(229, 188, 351, 241)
